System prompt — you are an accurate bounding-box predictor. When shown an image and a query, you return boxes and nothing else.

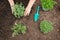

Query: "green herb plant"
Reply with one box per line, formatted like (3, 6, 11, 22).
(11, 23, 27, 37)
(41, 0, 57, 11)
(13, 3, 25, 18)
(40, 20, 53, 34)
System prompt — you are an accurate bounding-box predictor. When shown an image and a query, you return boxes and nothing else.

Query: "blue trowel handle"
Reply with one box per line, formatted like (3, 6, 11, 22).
(34, 6, 41, 22)
(36, 6, 41, 13)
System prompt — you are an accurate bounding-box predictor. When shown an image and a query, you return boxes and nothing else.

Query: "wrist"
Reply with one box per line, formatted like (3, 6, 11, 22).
(8, 0, 14, 7)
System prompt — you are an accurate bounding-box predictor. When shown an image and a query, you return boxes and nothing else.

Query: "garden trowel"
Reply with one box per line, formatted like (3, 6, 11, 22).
(34, 6, 40, 22)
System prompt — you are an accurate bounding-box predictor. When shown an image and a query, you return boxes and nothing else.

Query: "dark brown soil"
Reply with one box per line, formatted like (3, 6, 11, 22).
(0, 0, 60, 40)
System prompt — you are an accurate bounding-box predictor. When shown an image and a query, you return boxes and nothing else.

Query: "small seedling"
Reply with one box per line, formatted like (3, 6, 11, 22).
(41, 0, 57, 11)
(13, 3, 25, 18)
(40, 20, 53, 34)
(11, 23, 27, 37)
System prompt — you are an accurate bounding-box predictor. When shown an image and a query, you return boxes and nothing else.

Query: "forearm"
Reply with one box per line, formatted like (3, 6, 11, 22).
(8, 0, 14, 13)
(24, 0, 36, 16)
(8, 0, 14, 6)
(27, 0, 36, 9)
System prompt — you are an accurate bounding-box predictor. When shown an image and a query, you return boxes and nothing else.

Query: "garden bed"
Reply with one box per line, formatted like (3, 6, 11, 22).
(0, 0, 60, 40)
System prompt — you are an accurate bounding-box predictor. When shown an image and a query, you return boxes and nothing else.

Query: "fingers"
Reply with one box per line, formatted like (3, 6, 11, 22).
(24, 0, 36, 16)
(24, 8, 31, 16)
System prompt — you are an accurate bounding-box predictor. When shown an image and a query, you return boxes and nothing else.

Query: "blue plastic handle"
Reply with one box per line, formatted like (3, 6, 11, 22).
(34, 6, 41, 22)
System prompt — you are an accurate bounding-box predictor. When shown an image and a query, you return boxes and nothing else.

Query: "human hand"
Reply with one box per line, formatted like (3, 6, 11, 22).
(24, 6, 31, 16)
(24, 0, 36, 16)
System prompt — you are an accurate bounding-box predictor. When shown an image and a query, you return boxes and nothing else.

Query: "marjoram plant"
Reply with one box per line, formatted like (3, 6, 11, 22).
(11, 23, 27, 37)
(41, 0, 57, 11)
(40, 20, 53, 34)
(13, 3, 25, 18)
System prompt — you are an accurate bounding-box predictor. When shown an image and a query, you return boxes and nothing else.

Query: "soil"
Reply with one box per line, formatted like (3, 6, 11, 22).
(0, 0, 60, 40)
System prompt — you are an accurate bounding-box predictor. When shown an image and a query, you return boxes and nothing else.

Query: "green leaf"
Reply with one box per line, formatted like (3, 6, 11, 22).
(41, 0, 57, 11)
(13, 2, 25, 18)
(11, 23, 27, 37)
(40, 20, 53, 34)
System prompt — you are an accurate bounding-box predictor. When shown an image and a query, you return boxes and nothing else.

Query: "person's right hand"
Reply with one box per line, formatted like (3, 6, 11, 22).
(24, 6, 31, 16)
(24, 0, 36, 16)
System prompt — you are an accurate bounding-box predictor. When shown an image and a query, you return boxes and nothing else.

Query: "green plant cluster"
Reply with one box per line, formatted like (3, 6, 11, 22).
(12, 23, 27, 37)
(13, 3, 25, 18)
(40, 20, 53, 34)
(41, 0, 57, 11)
